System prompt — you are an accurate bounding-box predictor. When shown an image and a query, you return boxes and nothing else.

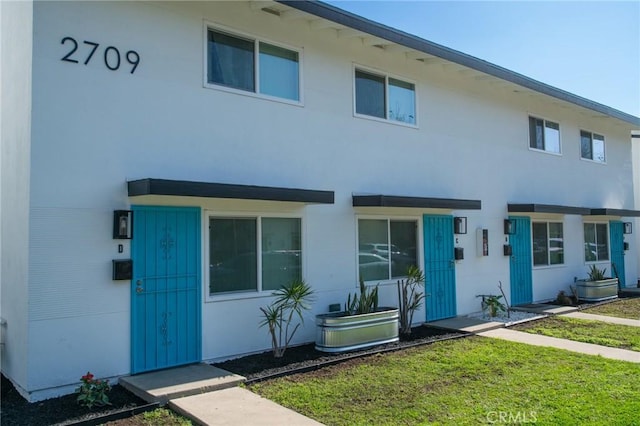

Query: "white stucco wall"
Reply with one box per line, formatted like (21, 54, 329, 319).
(0, 0, 33, 398)
(24, 1, 638, 400)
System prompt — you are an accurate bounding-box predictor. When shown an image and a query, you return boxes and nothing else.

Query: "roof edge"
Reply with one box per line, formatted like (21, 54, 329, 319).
(277, 0, 640, 127)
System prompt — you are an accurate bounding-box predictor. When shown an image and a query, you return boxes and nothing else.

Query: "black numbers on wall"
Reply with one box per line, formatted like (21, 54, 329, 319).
(61, 37, 140, 74)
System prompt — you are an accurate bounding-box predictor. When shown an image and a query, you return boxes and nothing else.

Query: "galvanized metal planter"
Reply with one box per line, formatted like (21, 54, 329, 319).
(575, 278, 619, 302)
(315, 307, 399, 353)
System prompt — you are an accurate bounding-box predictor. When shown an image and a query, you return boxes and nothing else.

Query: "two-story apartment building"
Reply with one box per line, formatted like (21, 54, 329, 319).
(2, 0, 639, 401)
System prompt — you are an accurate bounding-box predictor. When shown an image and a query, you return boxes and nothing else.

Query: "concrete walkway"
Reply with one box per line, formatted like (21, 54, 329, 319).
(169, 386, 324, 426)
(478, 328, 640, 363)
(563, 311, 640, 327)
(120, 364, 324, 425)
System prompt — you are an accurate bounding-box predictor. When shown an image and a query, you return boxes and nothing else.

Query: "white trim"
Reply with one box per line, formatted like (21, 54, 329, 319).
(352, 63, 418, 129)
(582, 221, 610, 264)
(355, 214, 423, 286)
(203, 210, 304, 302)
(527, 113, 563, 156)
(203, 20, 304, 107)
(579, 129, 607, 164)
(531, 220, 565, 267)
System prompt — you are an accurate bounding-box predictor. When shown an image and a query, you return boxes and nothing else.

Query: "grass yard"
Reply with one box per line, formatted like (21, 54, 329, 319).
(104, 408, 192, 425)
(517, 316, 640, 351)
(251, 337, 640, 425)
(584, 297, 640, 320)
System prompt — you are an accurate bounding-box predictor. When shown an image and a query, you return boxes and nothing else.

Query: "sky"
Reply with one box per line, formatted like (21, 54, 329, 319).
(326, 1, 640, 118)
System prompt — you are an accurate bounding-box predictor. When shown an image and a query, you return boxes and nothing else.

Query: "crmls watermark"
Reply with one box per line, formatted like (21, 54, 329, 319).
(486, 411, 538, 424)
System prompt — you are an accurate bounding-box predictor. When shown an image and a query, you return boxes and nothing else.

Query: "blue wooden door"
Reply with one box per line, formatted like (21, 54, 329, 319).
(509, 216, 533, 306)
(423, 215, 456, 321)
(610, 220, 625, 288)
(131, 206, 201, 373)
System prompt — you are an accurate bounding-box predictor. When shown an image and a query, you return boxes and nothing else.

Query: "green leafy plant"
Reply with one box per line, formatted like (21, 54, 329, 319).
(76, 372, 111, 409)
(397, 266, 425, 335)
(260, 279, 314, 358)
(346, 276, 379, 315)
(587, 265, 607, 281)
(479, 295, 506, 317)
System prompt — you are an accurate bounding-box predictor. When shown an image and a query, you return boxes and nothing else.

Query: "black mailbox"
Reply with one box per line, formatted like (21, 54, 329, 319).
(112, 259, 132, 280)
(454, 247, 464, 260)
(503, 245, 513, 256)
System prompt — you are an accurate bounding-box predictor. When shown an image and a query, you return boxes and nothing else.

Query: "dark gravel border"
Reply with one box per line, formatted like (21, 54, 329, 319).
(214, 325, 470, 385)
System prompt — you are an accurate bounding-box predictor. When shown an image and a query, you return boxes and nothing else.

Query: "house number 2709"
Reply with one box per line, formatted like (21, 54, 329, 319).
(61, 37, 140, 74)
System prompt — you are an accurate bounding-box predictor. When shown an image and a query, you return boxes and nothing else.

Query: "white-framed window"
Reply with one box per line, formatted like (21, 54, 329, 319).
(580, 130, 606, 163)
(532, 221, 564, 266)
(357, 218, 418, 282)
(584, 222, 609, 262)
(205, 26, 301, 103)
(529, 116, 561, 154)
(207, 214, 302, 296)
(354, 67, 416, 125)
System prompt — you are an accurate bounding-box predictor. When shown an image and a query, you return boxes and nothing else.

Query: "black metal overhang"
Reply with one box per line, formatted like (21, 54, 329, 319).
(127, 178, 335, 204)
(589, 208, 640, 217)
(508, 203, 591, 215)
(508, 203, 640, 217)
(353, 194, 481, 210)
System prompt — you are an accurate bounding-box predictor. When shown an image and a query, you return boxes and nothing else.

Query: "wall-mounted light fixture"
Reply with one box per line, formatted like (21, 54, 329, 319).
(113, 210, 133, 239)
(453, 217, 467, 234)
(503, 244, 513, 256)
(504, 219, 516, 235)
(623, 242, 630, 251)
(623, 222, 633, 234)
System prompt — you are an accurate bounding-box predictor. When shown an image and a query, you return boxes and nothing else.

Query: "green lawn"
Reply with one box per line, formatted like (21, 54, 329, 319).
(584, 298, 640, 320)
(251, 337, 640, 425)
(517, 316, 640, 351)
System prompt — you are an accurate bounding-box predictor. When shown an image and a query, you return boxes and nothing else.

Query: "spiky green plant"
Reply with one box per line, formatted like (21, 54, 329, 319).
(397, 265, 425, 335)
(259, 279, 314, 358)
(587, 264, 607, 281)
(346, 276, 379, 315)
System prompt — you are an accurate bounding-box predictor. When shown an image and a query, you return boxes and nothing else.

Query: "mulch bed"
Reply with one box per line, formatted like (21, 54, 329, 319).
(1, 325, 467, 425)
(0, 374, 149, 426)
(214, 325, 468, 383)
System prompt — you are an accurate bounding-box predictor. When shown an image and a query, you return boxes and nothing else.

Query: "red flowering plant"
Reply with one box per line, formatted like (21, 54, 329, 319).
(76, 371, 111, 409)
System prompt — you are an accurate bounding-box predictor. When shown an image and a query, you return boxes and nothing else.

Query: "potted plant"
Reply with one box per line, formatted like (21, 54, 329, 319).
(315, 277, 399, 353)
(575, 265, 619, 302)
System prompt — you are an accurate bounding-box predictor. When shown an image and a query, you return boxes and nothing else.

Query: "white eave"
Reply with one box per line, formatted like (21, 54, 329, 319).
(247, 0, 639, 128)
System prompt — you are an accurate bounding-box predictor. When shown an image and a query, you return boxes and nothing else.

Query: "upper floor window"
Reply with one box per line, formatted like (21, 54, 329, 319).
(207, 28, 300, 102)
(584, 223, 609, 262)
(357, 218, 418, 281)
(529, 116, 560, 154)
(580, 131, 606, 163)
(532, 221, 564, 266)
(355, 68, 416, 125)
(208, 216, 302, 296)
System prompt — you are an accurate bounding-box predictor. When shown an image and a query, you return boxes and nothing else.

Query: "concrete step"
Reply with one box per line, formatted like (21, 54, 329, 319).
(119, 363, 245, 404)
(511, 303, 578, 315)
(428, 316, 505, 334)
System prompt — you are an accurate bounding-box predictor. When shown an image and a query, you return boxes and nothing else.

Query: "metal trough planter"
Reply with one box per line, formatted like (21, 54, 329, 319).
(575, 278, 619, 302)
(315, 307, 399, 353)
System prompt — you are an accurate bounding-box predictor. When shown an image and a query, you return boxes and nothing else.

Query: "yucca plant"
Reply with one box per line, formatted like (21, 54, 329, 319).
(259, 279, 314, 358)
(587, 264, 607, 281)
(346, 276, 379, 315)
(397, 265, 425, 335)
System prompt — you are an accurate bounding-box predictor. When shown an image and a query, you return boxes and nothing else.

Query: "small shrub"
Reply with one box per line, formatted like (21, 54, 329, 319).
(587, 265, 607, 281)
(397, 266, 425, 335)
(259, 279, 314, 358)
(346, 276, 379, 315)
(481, 295, 506, 317)
(76, 372, 111, 409)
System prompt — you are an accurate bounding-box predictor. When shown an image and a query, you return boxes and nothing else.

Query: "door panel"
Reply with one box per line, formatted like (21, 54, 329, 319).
(509, 216, 533, 306)
(609, 221, 625, 288)
(131, 206, 201, 374)
(423, 215, 456, 321)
